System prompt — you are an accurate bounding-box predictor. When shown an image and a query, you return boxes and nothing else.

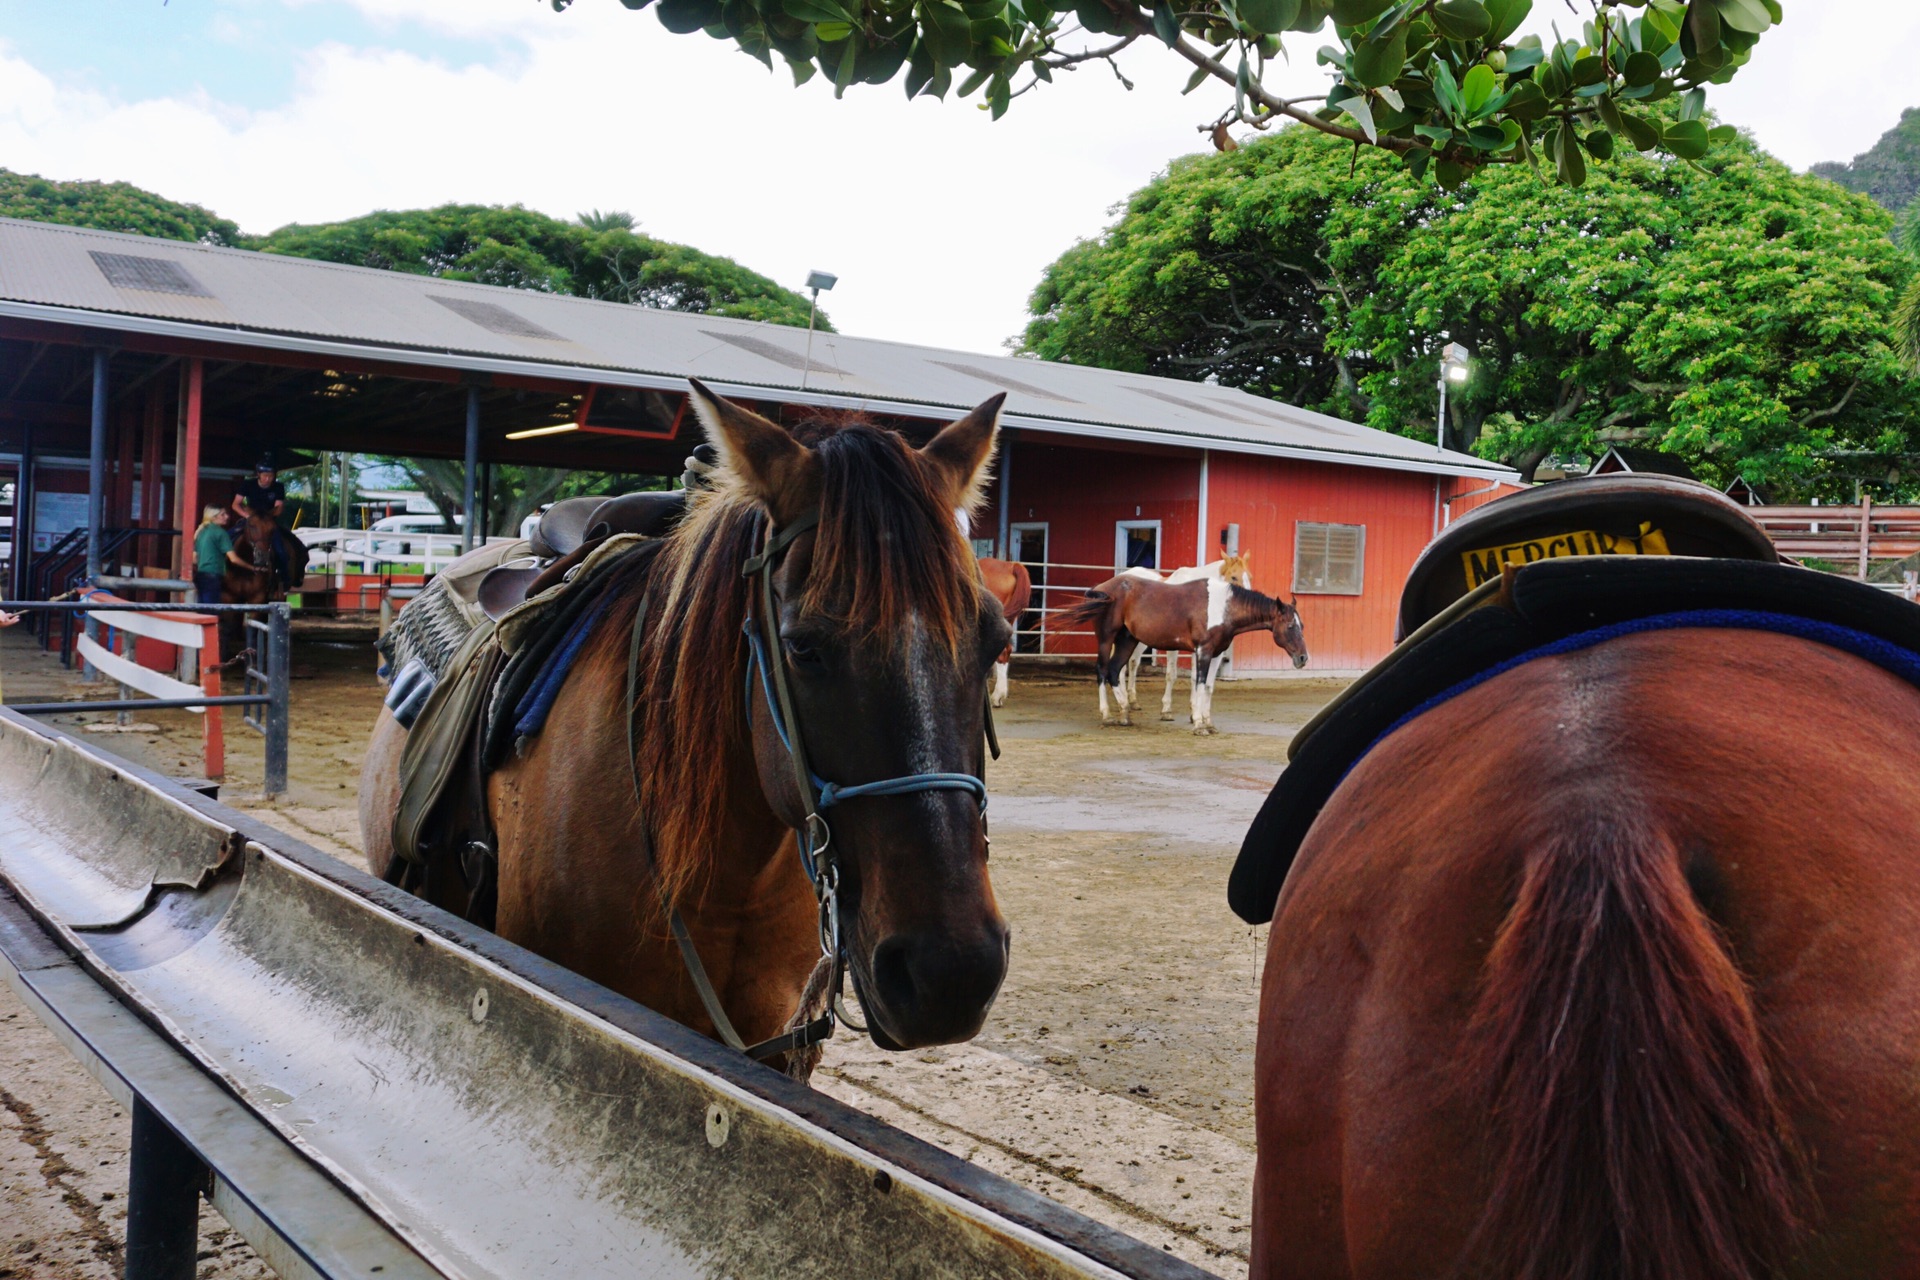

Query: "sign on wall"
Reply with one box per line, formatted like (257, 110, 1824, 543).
(33, 491, 88, 553)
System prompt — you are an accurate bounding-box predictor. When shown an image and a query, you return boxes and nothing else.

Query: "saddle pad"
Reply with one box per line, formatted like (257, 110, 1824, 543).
(375, 539, 530, 681)
(1228, 558, 1920, 926)
(1397, 474, 1779, 640)
(392, 617, 505, 868)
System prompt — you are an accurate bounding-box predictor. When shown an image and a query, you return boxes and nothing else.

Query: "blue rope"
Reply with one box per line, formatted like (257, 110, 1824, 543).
(1353, 608, 1920, 780)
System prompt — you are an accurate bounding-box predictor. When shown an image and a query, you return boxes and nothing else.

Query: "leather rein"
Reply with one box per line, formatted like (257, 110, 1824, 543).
(626, 508, 995, 1063)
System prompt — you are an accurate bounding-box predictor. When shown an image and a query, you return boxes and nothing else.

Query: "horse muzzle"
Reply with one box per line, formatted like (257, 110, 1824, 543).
(1293, 652, 1309, 669)
(856, 923, 1009, 1050)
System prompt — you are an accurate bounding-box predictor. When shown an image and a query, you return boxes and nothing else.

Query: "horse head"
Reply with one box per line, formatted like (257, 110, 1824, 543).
(1222, 549, 1253, 588)
(690, 381, 1011, 1050)
(1272, 596, 1308, 669)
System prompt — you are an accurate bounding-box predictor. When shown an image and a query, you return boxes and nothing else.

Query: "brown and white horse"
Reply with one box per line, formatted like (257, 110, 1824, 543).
(978, 556, 1031, 707)
(361, 384, 1012, 1072)
(1117, 550, 1254, 710)
(1054, 574, 1306, 733)
(1248, 627, 1920, 1277)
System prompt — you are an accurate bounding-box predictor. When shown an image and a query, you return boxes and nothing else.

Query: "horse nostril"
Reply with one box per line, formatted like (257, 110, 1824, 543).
(870, 936, 920, 1016)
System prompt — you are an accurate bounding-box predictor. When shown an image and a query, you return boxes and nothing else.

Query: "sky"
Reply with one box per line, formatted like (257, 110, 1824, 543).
(0, 1, 1914, 355)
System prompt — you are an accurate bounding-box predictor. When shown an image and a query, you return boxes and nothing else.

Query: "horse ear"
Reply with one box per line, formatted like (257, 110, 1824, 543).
(921, 394, 1005, 514)
(687, 379, 819, 525)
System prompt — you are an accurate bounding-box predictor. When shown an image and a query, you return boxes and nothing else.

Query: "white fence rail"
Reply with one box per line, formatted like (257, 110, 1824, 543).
(294, 528, 519, 580)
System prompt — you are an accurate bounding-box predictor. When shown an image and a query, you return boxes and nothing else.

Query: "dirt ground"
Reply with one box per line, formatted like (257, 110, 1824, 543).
(1, 625, 1347, 1278)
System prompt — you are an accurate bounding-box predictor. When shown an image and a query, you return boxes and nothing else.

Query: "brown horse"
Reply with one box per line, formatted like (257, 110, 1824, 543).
(212, 511, 309, 659)
(1248, 627, 1920, 1277)
(361, 384, 1012, 1071)
(1054, 574, 1306, 733)
(978, 556, 1032, 707)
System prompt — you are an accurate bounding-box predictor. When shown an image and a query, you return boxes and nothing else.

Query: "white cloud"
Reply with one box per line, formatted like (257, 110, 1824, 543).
(0, 2, 1911, 353)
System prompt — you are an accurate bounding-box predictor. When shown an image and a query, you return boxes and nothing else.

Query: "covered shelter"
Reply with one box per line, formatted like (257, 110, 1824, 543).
(0, 216, 1517, 670)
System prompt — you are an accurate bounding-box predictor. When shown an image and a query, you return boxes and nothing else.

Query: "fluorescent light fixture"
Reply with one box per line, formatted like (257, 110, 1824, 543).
(503, 423, 581, 441)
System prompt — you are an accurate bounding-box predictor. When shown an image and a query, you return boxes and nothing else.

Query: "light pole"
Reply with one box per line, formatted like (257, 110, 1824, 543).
(1437, 341, 1470, 453)
(801, 269, 838, 392)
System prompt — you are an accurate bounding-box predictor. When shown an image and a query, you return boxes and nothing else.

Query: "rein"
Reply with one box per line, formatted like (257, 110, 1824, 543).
(623, 507, 993, 1064)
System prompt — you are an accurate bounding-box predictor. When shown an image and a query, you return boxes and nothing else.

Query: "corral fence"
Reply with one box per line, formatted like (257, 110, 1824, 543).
(1749, 499, 1920, 596)
(0, 709, 1214, 1280)
(1006, 559, 1234, 670)
(293, 528, 519, 615)
(0, 594, 290, 795)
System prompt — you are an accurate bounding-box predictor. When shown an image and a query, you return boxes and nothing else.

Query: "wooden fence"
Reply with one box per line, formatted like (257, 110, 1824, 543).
(1748, 499, 1920, 582)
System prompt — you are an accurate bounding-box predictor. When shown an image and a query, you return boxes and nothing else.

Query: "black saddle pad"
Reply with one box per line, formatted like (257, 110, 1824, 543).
(1399, 474, 1779, 640)
(1229, 557, 1920, 926)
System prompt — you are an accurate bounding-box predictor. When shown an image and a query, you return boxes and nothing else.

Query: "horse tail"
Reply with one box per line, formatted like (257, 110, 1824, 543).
(1465, 800, 1805, 1280)
(1047, 590, 1112, 632)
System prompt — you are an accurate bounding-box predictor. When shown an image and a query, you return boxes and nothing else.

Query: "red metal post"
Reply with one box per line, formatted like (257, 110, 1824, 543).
(197, 615, 223, 780)
(178, 360, 203, 578)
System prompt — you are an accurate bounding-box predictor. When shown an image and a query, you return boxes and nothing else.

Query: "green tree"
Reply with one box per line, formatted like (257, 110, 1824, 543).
(0, 169, 243, 245)
(1812, 107, 1920, 217)
(560, 0, 1776, 185)
(258, 204, 823, 327)
(1897, 208, 1920, 373)
(1024, 122, 1917, 491)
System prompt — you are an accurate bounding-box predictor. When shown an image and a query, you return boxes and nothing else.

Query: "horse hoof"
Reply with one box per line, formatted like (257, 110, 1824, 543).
(1159, 714, 1175, 722)
(991, 696, 1007, 708)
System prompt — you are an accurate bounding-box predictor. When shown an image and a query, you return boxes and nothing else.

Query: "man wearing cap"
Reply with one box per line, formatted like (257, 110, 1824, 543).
(231, 457, 290, 586)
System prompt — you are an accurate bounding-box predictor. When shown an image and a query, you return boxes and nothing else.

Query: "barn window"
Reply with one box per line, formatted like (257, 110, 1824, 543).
(1293, 522, 1365, 595)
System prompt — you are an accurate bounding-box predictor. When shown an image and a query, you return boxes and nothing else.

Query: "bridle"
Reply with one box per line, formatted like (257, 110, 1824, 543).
(626, 507, 995, 1063)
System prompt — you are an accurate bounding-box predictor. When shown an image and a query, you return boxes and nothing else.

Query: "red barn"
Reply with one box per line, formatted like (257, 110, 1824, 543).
(0, 216, 1517, 671)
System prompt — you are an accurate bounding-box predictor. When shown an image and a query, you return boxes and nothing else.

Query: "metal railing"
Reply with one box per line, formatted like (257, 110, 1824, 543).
(295, 527, 517, 580)
(0, 597, 292, 796)
(1004, 559, 1234, 664)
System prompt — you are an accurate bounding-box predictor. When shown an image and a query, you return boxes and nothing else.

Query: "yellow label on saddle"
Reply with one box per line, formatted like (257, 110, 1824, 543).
(1461, 522, 1671, 589)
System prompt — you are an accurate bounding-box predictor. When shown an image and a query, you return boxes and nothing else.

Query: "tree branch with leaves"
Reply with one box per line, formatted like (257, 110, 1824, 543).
(558, 0, 1779, 186)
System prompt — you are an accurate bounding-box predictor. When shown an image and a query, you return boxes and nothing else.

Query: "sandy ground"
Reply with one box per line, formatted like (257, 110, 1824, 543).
(0, 625, 1346, 1277)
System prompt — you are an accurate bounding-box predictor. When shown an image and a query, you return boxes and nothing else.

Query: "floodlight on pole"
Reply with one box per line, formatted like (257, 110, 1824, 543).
(1437, 341, 1470, 453)
(801, 270, 838, 392)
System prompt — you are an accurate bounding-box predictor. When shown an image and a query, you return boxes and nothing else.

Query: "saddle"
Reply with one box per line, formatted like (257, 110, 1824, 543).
(1397, 473, 1781, 639)
(1227, 480, 1920, 928)
(475, 490, 688, 622)
(385, 491, 688, 925)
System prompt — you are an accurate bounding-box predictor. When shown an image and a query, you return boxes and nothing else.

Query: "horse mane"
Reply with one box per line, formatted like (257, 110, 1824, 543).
(607, 416, 982, 909)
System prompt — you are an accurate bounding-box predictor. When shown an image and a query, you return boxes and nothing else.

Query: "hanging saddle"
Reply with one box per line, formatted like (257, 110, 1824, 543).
(1227, 476, 1919, 926)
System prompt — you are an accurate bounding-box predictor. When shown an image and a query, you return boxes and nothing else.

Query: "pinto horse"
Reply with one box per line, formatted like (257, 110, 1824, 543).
(1244, 624, 1920, 1277)
(1054, 574, 1305, 733)
(978, 556, 1031, 707)
(361, 383, 1012, 1072)
(1117, 550, 1253, 710)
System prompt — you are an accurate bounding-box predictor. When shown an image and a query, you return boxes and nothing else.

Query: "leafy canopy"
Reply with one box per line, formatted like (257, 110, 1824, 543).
(0, 169, 243, 246)
(1024, 122, 1918, 493)
(565, 0, 1776, 185)
(258, 204, 823, 327)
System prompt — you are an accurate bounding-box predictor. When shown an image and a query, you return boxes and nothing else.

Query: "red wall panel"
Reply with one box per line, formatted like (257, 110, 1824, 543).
(1209, 454, 1446, 671)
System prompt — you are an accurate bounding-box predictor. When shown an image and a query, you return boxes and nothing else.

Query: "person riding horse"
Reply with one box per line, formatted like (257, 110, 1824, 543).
(231, 457, 291, 588)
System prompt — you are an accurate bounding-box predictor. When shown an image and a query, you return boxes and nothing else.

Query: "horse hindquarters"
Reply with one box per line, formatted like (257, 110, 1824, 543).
(1461, 800, 1801, 1280)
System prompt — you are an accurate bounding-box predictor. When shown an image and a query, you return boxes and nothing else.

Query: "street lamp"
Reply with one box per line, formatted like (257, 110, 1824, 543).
(801, 270, 838, 391)
(1437, 341, 1470, 453)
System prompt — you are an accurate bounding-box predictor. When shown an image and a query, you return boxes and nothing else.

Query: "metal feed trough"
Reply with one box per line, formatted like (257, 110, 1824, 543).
(0, 709, 1216, 1280)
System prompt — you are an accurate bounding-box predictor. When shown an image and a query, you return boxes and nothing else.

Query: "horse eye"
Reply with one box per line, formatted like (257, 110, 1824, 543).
(782, 635, 823, 668)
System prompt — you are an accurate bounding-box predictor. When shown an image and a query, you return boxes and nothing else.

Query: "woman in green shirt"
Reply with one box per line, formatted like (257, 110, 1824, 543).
(193, 506, 247, 605)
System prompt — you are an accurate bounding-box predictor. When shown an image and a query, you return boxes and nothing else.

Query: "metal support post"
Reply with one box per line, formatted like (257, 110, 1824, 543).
(85, 351, 110, 680)
(125, 1098, 204, 1280)
(265, 602, 290, 798)
(462, 386, 480, 554)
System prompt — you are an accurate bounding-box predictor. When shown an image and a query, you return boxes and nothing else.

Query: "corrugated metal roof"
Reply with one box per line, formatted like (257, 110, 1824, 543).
(0, 217, 1514, 481)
